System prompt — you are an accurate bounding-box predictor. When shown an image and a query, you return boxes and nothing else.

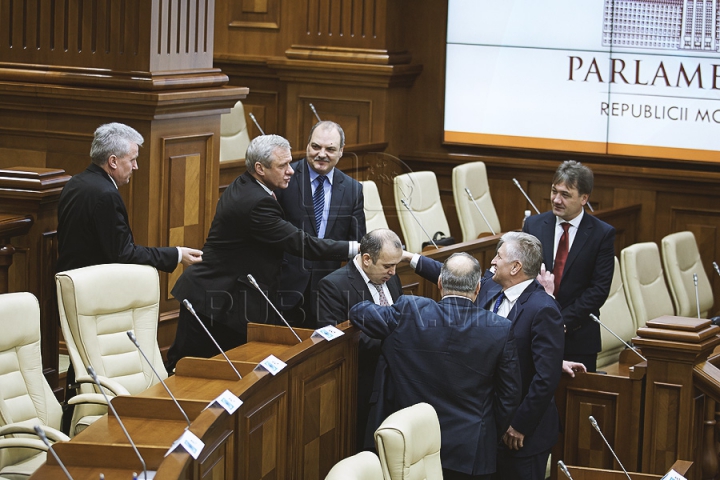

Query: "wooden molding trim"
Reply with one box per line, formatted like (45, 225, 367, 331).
(285, 45, 411, 65)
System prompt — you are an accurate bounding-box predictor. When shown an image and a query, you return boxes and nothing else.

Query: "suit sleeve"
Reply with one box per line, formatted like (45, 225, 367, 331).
(349, 300, 402, 339)
(93, 191, 178, 273)
(493, 330, 522, 439)
(511, 303, 564, 437)
(563, 225, 615, 331)
(415, 256, 442, 284)
(317, 276, 350, 326)
(249, 195, 349, 261)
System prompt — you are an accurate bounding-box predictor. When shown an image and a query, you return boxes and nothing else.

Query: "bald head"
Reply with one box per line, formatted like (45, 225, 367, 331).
(439, 252, 482, 299)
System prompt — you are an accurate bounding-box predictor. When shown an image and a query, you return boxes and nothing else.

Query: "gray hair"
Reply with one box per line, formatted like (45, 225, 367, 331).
(440, 253, 481, 294)
(90, 123, 143, 166)
(307, 121, 345, 148)
(552, 160, 594, 196)
(360, 229, 402, 263)
(497, 232, 543, 279)
(246, 134, 292, 172)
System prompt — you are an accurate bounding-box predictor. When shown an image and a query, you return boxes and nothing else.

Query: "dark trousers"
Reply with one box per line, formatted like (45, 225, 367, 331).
(495, 446, 551, 480)
(166, 307, 247, 373)
(564, 352, 597, 373)
(443, 469, 492, 480)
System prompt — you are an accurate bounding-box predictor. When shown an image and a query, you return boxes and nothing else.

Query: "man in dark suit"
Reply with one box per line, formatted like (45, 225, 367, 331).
(57, 122, 203, 273)
(317, 228, 403, 450)
(276, 121, 365, 328)
(523, 160, 615, 372)
(350, 253, 521, 480)
(167, 134, 357, 371)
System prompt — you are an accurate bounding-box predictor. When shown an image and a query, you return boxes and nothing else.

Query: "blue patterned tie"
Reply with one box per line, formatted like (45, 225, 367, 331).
(313, 175, 326, 235)
(492, 292, 505, 314)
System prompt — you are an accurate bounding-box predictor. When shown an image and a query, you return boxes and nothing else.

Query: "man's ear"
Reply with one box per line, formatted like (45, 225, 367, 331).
(580, 193, 589, 206)
(437, 277, 442, 292)
(254, 162, 264, 177)
(107, 155, 117, 171)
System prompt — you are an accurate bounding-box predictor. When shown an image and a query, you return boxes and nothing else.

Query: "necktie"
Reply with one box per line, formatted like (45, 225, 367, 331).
(554, 222, 571, 294)
(492, 292, 505, 314)
(313, 175, 326, 235)
(372, 283, 390, 306)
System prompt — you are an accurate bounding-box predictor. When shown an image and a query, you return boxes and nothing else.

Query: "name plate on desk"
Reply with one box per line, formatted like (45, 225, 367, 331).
(166, 430, 205, 460)
(312, 326, 344, 341)
(661, 470, 687, 480)
(256, 355, 287, 376)
(209, 390, 243, 414)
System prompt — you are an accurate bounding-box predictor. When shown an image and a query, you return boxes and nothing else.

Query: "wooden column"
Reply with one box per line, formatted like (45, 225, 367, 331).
(634, 316, 720, 476)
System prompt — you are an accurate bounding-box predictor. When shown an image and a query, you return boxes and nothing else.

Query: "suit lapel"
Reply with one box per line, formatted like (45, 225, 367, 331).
(325, 171, 345, 236)
(563, 213, 592, 274)
(478, 280, 501, 310)
(540, 214, 556, 271)
(297, 161, 319, 235)
(347, 260, 373, 300)
(508, 281, 540, 323)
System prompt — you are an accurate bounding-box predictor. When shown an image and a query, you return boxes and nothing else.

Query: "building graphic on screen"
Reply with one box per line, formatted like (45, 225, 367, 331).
(602, 0, 720, 51)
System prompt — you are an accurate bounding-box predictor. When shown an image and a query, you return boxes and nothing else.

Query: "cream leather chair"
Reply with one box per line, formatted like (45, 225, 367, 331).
(620, 242, 675, 331)
(596, 257, 636, 369)
(394, 172, 452, 253)
(374, 402, 443, 480)
(661, 231, 714, 318)
(220, 100, 251, 162)
(0, 292, 98, 478)
(452, 162, 501, 241)
(56, 264, 167, 434)
(325, 451, 383, 480)
(360, 180, 389, 232)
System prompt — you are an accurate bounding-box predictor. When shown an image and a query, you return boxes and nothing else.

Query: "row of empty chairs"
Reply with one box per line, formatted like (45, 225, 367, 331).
(597, 231, 716, 368)
(362, 161, 500, 252)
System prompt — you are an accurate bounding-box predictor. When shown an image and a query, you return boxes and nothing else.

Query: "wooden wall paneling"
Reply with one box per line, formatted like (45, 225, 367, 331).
(613, 188, 657, 243)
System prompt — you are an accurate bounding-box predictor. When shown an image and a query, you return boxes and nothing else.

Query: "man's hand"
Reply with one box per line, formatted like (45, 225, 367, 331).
(502, 426, 525, 450)
(400, 250, 415, 262)
(536, 263, 555, 296)
(179, 247, 203, 266)
(562, 360, 587, 378)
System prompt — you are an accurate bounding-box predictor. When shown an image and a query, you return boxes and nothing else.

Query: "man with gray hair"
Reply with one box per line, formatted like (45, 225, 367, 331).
(168, 134, 358, 371)
(350, 252, 521, 479)
(57, 122, 203, 272)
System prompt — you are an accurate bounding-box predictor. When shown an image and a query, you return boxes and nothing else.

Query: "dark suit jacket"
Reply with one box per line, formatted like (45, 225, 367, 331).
(416, 257, 565, 456)
(57, 163, 178, 273)
(275, 160, 365, 319)
(171, 171, 349, 333)
(523, 211, 615, 355)
(350, 295, 521, 476)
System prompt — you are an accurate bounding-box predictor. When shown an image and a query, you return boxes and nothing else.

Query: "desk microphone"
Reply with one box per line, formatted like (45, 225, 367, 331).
(463, 188, 496, 235)
(590, 314, 647, 362)
(511, 178, 540, 215)
(713, 261, 720, 277)
(557, 460, 575, 480)
(693, 273, 701, 319)
(86, 366, 149, 480)
(248, 112, 265, 136)
(309, 103, 322, 122)
(400, 198, 438, 249)
(181, 300, 242, 380)
(247, 274, 302, 343)
(589, 416, 632, 480)
(126, 331, 192, 428)
(34, 425, 73, 480)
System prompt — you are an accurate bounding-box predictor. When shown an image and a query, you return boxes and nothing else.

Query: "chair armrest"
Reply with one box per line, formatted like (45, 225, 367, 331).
(0, 437, 48, 452)
(68, 393, 108, 406)
(0, 424, 70, 442)
(75, 374, 130, 396)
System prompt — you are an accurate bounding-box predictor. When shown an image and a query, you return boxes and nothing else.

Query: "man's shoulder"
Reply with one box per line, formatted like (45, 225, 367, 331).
(581, 211, 615, 233)
(320, 261, 356, 286)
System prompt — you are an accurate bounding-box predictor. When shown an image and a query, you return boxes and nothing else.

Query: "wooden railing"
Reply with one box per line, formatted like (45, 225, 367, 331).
(0, 213, 33, 292)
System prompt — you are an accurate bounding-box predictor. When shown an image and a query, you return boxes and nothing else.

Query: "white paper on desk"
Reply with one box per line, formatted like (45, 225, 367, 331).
(312, 326, 344, 341)
(660, 470, 686, 480)
(165, 430, 205, 460)
(255, 354, 286, 376)
(209, 390, 243, 414)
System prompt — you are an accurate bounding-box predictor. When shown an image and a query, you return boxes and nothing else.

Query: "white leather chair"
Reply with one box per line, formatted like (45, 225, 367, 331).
(620, 242, 675, 331)
(0, 292, 98, 478)
(374, 402, 443, 480)
(452, 162, 501, 241)
(325, 451, 384, 480)
(597, 257, 636, 369)
(661, 231, 714, 318)
(361, 180, 389, 232)
(220, 100, 251, 162)
(55, 264, 167, 434)
(394, 172, 452, 253)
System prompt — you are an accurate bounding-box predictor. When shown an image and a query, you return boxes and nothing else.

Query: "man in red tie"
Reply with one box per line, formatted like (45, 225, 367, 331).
(522, 160, 615, 372)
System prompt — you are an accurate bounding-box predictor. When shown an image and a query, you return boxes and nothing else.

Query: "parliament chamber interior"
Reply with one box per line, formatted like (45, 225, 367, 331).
(0, 0, 719, 479)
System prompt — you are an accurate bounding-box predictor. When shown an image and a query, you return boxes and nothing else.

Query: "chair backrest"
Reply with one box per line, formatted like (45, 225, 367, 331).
(360, 180, 389, 231)
(55, 264, 166, 395)
(661, 231, 714, 318)
(452, 162, 501, 241)
(0, 292, 61, 468)
(620, 242, 675, 331)
(374, 402, 443, 480)
(219, 100, 251, 162)
(325, 451, 384, 480)
(394, 172, 451, 253)
(597, 257, 636, 369)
